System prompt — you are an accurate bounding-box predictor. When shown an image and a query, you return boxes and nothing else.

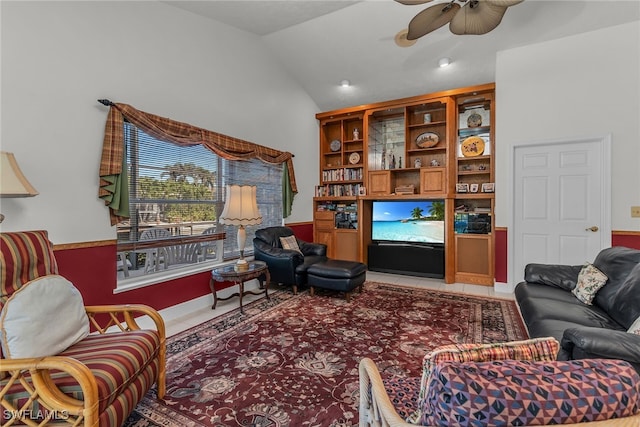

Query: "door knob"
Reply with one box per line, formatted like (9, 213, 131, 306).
(585, 226, 599, 232)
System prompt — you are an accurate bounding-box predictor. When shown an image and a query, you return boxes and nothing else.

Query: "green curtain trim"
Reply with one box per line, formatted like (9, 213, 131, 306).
(282, 165, 296, 218)
(99, 154, 130, 218)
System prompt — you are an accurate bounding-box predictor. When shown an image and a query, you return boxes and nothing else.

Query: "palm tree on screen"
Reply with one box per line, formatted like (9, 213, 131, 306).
(429, 201, 445, 220)
(411, 207, 423, 220)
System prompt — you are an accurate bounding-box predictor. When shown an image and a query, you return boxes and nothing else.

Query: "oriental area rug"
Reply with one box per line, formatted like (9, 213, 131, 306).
(124, 281, 527, 427)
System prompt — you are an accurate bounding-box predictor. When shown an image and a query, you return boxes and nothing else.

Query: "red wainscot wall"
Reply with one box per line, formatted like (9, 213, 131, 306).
(495, 228, 508, 283)
(612, 231, 640, 250)
(54, 222, 314, 311)
(492, 230, 640, 284)
(51, 225, 640, 307)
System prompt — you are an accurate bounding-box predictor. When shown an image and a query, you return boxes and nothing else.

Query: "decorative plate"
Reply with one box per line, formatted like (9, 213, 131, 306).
(330, 139, 341, 152)
(416, 132, 439, 148)
(349, 152, 361, 165)
(461, 136, 485, 157)
(467, 112, 483, 128)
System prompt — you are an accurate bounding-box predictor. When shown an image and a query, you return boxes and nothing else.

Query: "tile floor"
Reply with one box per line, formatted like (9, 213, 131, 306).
(157, 271, 515, 338)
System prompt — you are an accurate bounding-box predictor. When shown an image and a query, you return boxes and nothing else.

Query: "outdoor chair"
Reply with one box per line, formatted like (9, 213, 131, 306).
(0, 230, 166, 427)
(201, 226, 220, 260)
(116, 251, 132, 278)
(140, 227, 172, 273)
(164, 241, 205, 265)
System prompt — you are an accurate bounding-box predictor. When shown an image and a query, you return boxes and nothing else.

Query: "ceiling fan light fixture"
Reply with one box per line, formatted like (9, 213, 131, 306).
(395, 29, 417, 47)
(438, 57, 452, 68)
(396, 0, 523, 44)
(340, 79, 351, 88)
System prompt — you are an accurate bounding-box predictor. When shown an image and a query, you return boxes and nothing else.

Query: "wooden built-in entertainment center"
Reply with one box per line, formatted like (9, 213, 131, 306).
(313, 83, 495, 285)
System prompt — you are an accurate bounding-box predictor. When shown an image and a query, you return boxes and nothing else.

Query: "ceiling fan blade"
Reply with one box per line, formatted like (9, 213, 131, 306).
(407, 2, 461, 40)
(485, 0, 524, 6)
(449, 1, 507, 35)
(394, 0, 434, 5)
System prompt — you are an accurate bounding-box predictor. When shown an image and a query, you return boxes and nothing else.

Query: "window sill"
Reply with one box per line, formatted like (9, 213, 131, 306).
(114, 258, 248, 294)
(114, 262, 214, 294)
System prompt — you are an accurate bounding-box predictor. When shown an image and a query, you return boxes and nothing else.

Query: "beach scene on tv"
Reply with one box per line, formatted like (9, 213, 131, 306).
(372, 200, 445, 244)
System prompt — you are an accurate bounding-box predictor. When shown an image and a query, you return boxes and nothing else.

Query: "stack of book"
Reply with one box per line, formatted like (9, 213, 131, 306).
(394, 184, 415, 195)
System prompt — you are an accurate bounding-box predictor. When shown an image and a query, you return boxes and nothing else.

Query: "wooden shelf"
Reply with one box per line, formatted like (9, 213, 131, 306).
(454, 193, 495, 199)
(314, 196, 359, 202)
(408, 120, 446, 128)
(458, 155, 491, 162)
(315, 83, 495, 285)
(458, 171, 490, 176)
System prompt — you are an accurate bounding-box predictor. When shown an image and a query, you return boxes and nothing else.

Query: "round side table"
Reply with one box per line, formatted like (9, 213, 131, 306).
(210, 260, 270, 314)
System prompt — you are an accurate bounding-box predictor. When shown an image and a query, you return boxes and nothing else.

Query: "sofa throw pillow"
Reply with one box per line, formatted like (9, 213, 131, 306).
(0, 275, 89, 359)
(279, 235, 303, 255)
(628, 315, 640, 335)
(572, 262, 608, 305)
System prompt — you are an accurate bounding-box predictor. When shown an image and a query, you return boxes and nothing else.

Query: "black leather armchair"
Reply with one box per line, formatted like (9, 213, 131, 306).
(253, 226, 327, 294)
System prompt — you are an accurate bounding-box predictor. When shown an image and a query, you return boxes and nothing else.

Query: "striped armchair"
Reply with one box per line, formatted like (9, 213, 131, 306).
(0, 230, 165, 427)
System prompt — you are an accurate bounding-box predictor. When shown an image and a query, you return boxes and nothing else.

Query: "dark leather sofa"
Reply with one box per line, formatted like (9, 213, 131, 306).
(253, 226, 327, 294)
(515, 246, 640, 373)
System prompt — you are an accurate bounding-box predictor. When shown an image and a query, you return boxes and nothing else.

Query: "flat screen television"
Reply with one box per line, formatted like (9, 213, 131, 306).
(372, 200, 445, 245)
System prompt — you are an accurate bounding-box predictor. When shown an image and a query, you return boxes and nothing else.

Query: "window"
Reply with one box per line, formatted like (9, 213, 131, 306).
(117, 122, 283, 282)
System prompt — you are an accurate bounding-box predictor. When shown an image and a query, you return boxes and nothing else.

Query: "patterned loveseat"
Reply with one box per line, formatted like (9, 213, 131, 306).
(359, 338, 640, 426)
(0, 230, 165, 427)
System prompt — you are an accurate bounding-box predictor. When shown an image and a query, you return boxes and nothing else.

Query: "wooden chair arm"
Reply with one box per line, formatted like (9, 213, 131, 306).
(359, 357, 414, 427)
(1, 356, 99, 426)
(84, 304, 165, 338)
(83, 304, 166, 399)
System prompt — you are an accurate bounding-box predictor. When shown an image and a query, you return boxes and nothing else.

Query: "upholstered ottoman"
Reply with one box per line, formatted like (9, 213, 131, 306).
(307, 259, 366, 301)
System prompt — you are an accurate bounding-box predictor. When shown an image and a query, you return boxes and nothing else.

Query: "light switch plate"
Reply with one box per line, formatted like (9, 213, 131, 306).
(632, 206, 640, 218)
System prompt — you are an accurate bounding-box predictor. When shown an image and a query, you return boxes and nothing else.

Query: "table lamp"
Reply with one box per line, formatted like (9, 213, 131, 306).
(219, 185, 262, 270)
(0, 151, 39, 223)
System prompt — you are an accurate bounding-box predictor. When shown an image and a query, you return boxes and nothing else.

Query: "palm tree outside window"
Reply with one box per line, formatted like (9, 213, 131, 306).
(116, 122, 283, 282)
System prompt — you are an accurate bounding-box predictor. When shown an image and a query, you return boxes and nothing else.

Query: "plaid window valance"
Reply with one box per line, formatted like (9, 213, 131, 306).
(98, 102, 297, 225)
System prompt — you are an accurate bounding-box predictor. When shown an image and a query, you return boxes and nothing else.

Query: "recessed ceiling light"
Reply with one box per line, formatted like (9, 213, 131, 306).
(340, 79, 351, 87)
(438, 57, 452, 68)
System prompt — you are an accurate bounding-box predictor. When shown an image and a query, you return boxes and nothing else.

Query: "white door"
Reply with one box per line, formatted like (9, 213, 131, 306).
(510, 136, 611, 284)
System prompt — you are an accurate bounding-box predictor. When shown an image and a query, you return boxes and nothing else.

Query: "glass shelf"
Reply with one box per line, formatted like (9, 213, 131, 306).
(368, 112, 405, 171)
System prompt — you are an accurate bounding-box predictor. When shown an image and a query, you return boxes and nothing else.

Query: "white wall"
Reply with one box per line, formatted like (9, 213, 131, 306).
(0, 1, 319, 244)
(495, 20, 640, 231)
(4, 3, 638, 247)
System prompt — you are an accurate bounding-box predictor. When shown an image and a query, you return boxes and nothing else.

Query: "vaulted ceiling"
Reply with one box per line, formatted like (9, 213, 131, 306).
(164, 1, 640, 112)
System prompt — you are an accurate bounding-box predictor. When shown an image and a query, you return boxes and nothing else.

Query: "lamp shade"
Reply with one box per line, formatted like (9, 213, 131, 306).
(218, 185, 262, 226)
(0, 151, 38, 197)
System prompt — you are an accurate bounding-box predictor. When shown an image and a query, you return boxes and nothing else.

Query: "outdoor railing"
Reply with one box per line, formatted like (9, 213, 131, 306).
(118, 231, 226, 278)
(117, 232, 225, 252)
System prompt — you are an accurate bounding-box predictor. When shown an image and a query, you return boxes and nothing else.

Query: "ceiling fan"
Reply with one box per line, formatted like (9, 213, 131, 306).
(395, 0, 524, 45)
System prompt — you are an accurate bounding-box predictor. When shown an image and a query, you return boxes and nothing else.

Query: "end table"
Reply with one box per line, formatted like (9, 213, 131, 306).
(210, 260, 270, 313)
